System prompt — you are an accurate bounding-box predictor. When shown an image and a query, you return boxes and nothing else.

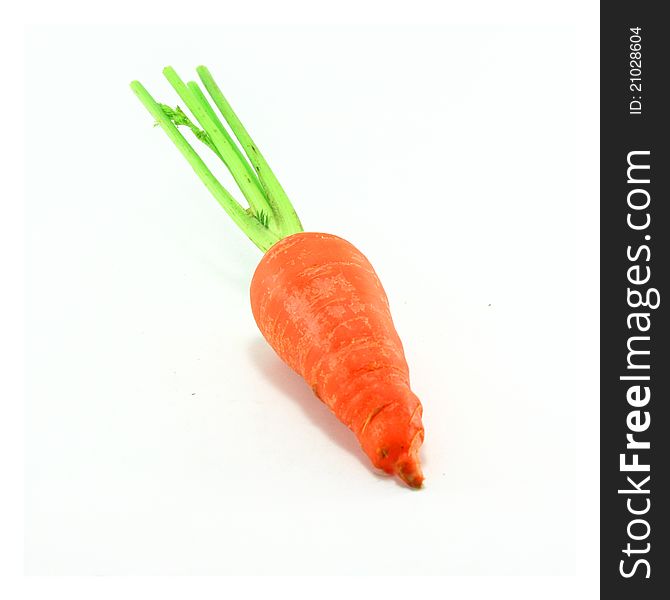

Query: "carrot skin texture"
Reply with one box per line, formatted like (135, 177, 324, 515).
(250, 232, 424, 487)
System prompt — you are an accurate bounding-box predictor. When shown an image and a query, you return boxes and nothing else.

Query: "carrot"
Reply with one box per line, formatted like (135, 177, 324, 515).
(252, 233, 424, 486)
(131, 66, 425, 488)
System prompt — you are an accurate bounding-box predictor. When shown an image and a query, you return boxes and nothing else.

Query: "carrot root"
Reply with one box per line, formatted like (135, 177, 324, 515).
(250, 232, 425, 488)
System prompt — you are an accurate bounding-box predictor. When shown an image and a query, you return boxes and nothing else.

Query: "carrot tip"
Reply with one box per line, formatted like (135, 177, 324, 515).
(396, 459, 424, 489)
(395, 427, 424, 488)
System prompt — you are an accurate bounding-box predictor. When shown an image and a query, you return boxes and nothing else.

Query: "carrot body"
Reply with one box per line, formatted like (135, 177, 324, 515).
(250, 232, 424, 487)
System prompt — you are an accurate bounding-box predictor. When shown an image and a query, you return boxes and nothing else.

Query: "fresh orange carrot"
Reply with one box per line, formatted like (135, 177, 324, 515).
(131, 66, 425, 488)
(251, 233, 424, 487)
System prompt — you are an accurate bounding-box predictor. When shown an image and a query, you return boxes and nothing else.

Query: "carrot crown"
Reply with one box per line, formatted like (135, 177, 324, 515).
(130, 66, 303, 252)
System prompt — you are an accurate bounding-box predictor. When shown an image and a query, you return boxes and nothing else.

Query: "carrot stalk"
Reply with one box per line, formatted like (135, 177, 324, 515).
(196, 65, 303, 237)
(186, 80, 265, 207)
(162, 66, 276, 228)
(130, 80, 280, 252)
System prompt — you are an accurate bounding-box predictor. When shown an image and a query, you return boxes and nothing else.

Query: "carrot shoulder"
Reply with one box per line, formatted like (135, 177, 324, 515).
(131, 66, 425, 488)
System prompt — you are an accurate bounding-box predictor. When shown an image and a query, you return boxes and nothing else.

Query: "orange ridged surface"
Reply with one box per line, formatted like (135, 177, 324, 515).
(250, 232, 424, 487)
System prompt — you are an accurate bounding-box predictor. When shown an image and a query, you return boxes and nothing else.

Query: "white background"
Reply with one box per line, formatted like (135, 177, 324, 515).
(24, 25, 579, 575)
(5, 0, 597, 591)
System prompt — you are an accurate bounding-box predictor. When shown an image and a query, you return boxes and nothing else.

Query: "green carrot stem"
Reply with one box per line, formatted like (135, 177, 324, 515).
(186, 81, 265, 209)
(196, 65, 303, 237)
(130, 80, 280, 252)
(162, 66, 274, 224)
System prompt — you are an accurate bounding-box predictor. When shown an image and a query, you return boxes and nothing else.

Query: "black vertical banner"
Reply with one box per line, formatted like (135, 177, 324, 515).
(601, 2, 669, 597)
